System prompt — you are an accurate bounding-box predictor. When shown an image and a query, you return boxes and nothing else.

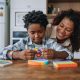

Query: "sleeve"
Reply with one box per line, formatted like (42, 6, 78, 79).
(0, 39, 25, 59)
(50, 40, 72, 59)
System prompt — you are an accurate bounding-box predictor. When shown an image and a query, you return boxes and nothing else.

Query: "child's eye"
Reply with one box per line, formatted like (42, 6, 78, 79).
(38, 31, 43, 33)
(30, 31, 35, 34)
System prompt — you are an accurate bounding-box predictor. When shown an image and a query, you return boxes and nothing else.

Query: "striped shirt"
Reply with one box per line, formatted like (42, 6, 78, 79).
(0, 36, 72, 59)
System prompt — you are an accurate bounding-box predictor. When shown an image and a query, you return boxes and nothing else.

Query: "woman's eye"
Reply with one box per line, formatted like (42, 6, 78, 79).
(59, 24, 64, 28)
(66, 29, 73, 32)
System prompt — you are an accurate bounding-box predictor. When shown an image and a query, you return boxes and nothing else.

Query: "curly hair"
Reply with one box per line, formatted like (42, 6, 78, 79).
(52, 9, 80, 52)
(23, 10, 48, 29)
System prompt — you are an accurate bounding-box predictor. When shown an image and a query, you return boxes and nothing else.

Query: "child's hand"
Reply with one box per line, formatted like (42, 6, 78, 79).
(12, 49, 37, 60)
(43, 48, 55, 59)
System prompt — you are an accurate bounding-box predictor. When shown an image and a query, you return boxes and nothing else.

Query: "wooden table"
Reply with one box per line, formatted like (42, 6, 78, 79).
(0, 60, 80, 80)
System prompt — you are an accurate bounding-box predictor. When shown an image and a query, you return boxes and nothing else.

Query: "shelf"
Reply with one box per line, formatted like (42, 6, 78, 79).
(48, 0, 80, 3)
(47, 0, 80, 15)
(47, 14, 56, 19)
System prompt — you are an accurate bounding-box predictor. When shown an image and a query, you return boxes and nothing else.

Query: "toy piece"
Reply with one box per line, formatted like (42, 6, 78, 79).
(34, 48, 47, 58)
(53, 60, 78, 70)
(28, 59, 49, 66)
(34, 48, 42, 57)
(0, 60, 13, 67)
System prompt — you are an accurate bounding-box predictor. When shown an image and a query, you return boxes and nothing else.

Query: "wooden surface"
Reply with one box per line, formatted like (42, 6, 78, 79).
(0, 60, 80, 80)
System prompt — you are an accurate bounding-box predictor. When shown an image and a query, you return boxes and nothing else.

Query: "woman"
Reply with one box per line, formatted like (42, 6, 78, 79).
(50, 9, 80, 53)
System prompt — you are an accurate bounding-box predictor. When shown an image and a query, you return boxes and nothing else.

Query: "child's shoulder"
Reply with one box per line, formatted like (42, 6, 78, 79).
(46, 38, 56, 44)
(18, 37, 29, 44)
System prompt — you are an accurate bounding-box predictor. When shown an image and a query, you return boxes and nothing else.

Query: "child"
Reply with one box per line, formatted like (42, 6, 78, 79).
(1, 10, 72, 60)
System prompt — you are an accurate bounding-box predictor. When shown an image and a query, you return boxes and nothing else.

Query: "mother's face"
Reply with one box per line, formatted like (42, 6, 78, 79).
(56, 17, 74, 41)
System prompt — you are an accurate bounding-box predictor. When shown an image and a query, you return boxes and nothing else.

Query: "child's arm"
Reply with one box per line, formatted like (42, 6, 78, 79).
(9, 49, 37, 60)
(53, 50, 69, 59)
(46, 39, 72, 59)
(43, 49, 69, 59)
(1, 38, 35, 60)
(1, 39, 25, 60)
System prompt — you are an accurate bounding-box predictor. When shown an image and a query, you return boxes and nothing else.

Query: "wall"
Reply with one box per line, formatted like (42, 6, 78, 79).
(10, 0, 47, 44)
(0, 0, 9, 51)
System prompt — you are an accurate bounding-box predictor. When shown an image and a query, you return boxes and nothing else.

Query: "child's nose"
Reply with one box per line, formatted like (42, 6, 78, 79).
(35, 33, 39, 38)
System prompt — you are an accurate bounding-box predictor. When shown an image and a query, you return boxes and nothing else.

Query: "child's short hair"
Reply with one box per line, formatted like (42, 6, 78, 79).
(23, 10, 48, 29)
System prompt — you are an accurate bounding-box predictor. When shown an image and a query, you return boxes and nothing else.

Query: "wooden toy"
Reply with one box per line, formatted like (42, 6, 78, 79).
(53, 60, 78, 70)
(0, 60, 13, 67)
(28, 59, 49, 66)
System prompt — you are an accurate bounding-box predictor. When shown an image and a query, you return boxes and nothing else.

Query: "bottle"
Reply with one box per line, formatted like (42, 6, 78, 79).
(52, 8, 56, 14)
(57, 8, 60, 12)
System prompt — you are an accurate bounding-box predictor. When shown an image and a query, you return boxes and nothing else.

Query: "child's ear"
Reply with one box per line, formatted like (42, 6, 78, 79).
(26, 27, 29, 32)
(26, 27, 28, 30)
(26, 32, 28, 37)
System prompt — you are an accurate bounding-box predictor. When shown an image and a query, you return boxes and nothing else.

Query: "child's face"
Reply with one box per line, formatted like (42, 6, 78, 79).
(27, 23, 46, 44)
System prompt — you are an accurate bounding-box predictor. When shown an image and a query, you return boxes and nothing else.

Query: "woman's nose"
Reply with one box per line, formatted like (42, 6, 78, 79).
(60, 28, 65, 34)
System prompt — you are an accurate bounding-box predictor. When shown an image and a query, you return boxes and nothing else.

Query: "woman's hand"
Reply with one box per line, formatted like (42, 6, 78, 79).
(12, 49, 37, 60)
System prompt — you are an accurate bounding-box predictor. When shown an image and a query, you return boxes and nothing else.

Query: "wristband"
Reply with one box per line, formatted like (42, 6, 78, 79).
(7, 50, 18, 60)
(7, 51, 14, 60)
